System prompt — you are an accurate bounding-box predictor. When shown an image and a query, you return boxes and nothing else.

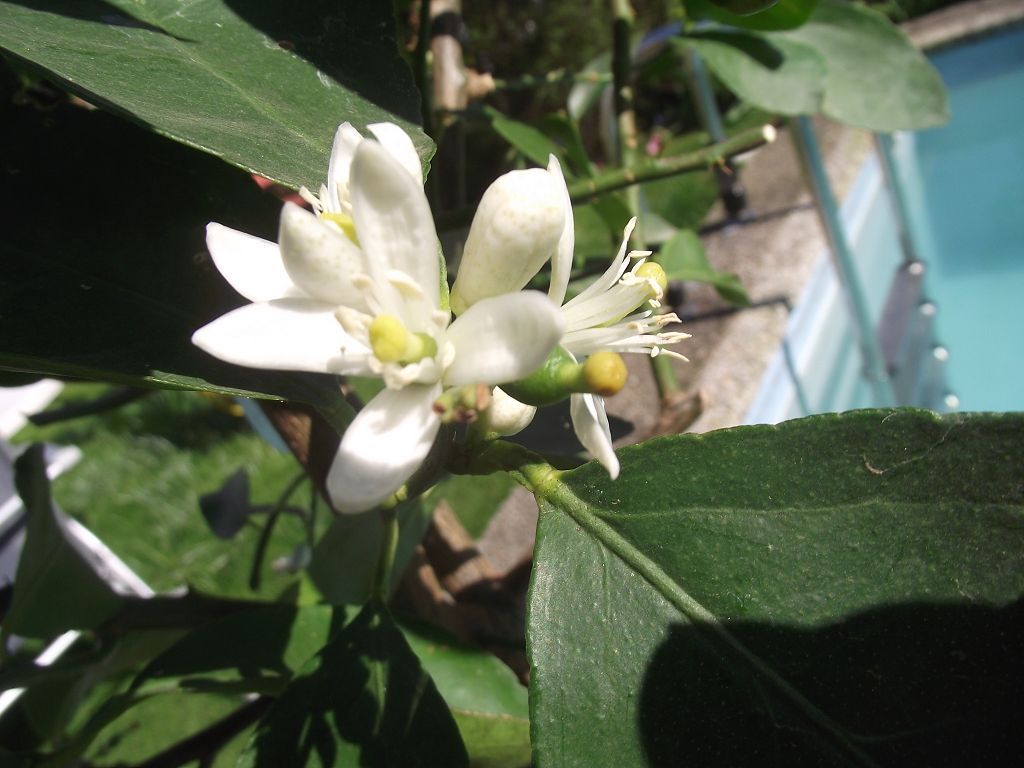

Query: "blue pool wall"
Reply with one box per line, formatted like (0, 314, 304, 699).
(745, 22, 1024, 424)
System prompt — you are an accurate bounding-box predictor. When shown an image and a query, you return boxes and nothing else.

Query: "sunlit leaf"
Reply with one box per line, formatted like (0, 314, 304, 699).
(770, 0, 948, 131)
(528, 410, 1024, 766)
(6, 445, 124, 637)
(0, 0, 431, 189)
(677, 31, 825, 115)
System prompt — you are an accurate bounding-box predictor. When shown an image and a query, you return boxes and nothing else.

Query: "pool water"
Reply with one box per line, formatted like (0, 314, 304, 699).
(895, 22, 1024, 412)
(746, 22, 1024, 424)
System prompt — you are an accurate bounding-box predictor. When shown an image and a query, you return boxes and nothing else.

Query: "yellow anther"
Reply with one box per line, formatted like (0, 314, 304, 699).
(369, 315, 437, 365)
(583, 352, 628, 397)
(635, 262, 668, 297)
(369, 315, 409, 363)
(321, 211, 359, 244)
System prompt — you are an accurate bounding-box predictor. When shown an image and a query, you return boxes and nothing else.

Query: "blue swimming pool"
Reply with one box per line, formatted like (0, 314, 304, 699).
(895, 22, 1024, 412)
(746, 21, 1024, 423)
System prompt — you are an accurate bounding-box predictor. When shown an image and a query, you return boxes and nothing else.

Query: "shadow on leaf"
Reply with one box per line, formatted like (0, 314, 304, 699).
(638, 599, 1024, 766)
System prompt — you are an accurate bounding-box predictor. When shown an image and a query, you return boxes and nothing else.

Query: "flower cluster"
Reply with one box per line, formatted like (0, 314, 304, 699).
(194, 123, 564, 512)
(194, 122, 687, 512)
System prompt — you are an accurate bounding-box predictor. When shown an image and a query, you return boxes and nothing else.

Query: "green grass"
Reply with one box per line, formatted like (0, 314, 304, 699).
(14, 385, 316, 598)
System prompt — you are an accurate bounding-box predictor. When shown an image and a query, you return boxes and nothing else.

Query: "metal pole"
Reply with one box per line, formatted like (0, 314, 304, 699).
(789, 117, 895, 406)
(873, 132, 920, 266)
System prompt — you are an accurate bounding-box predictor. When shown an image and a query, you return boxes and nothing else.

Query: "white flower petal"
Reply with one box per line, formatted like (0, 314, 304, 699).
(326, 122, 364, 212)
(443, 291, 564, 387)
(349, 140, 440, 323)
(205, 223, 303, 303)
(547, 155, 575, 306)
(327, 383, 442, 514)
(487, 387, 537, 436)
(570, 393, 619, 479)
(368, 122, 423, 186)
(192, 299, 371, 375)
(278, 203, 369, 310)
(450, 166, 566, 315)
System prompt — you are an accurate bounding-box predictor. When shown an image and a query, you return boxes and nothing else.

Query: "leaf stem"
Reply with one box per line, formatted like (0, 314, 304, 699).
(433, 124, 774, 232)
(248, 471, 308, 592)
(370, 509, 400, 604)
(611, 0, 683, 397)
(491, 68, 612, 92)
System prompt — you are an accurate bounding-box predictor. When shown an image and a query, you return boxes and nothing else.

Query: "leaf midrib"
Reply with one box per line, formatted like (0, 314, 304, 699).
(537, 481, 881, 766)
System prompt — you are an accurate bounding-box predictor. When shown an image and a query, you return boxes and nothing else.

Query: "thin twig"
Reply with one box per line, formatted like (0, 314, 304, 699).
(248, 471, 309, 592)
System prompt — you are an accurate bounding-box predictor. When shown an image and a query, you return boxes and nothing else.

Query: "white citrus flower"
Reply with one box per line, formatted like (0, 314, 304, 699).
(194, 126, 563, 513)
(455, 156, 689, 478)
(553, 216, 689, 479)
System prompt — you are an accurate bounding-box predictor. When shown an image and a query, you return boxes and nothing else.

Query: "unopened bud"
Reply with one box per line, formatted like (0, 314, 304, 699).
(450, 167, 566, 315)
(503, 346, 629, 406)
(582, 352, 628, 397)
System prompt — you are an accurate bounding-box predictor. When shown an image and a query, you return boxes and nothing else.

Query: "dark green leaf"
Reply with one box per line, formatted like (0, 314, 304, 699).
(658, 230, 750, 306)
(403, 623, 530, 768)
(687, 0, 818, 31)
(6, 445, 124, 637)
(239, 604, 468, 767)
(431, 472, 518, 539)
(539, 114, 594, 178)
(677, 32, 825, 115)
(709, 0, 778, 15)
(528, 410, 1024, 766)
(0, 79, 350, 411)
(570, 204, 618, 263)
(0, 0, 430, 189)
(133, 605, 336, 697)
(307, 499, 432, 605)
(640, 132, 720, 233)
(484, 107, 566, 170)
(770, 0, 948, 131)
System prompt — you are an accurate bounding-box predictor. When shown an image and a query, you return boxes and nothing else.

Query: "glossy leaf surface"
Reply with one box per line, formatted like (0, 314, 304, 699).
(405, 624, 531, 768)
(0, 0, 430, 189)
(528, 410, 1024, 766)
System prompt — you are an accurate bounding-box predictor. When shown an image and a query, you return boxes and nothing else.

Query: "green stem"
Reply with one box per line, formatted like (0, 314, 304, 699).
(370, 510, 400, 604)
(433, 125, 773, 231)
(651, 354, 682, 395)
(568, 124, 773, 201)
(248, 471, 308, 592)
(491, 68, 612, 92)
(611, 0, 682, 397)
(612, 0, 642, 246)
